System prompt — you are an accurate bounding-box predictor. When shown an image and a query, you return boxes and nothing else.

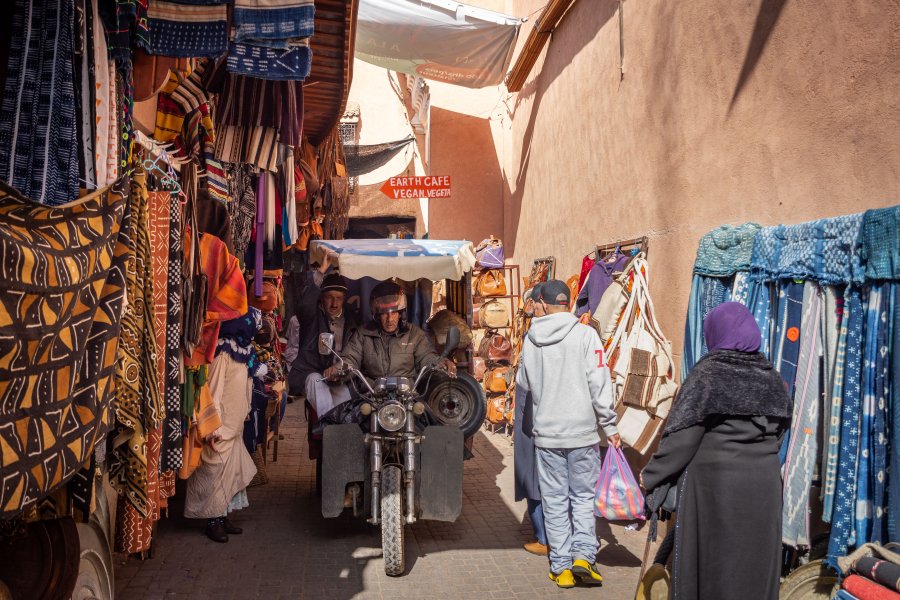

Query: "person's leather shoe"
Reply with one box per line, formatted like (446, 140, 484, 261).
(224, 518, 242, 535)
(205, 519, 228, 543)
(524, 541, 549, 556)
(572, 559, 603, 585)
(549, 569, 575, 589)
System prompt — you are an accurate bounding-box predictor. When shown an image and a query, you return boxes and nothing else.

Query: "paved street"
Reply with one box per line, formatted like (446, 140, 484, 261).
(116, 407, 650, 599)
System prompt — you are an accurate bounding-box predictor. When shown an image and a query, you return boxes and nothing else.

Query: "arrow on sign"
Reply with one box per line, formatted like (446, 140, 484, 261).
(380, 175, 452, 200)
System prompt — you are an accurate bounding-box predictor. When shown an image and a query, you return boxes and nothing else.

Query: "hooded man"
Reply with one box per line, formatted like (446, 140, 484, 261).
(288, 256, 359, 417)
(516, 279, 621, 589)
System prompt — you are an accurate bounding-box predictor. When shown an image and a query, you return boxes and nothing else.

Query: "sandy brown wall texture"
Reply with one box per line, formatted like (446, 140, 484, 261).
(503, 0, 900, 364)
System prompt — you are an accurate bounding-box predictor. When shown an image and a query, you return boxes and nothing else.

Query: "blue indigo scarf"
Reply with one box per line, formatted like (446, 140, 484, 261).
(826, 286, 864, 567)
(148, 1, 227, 58)
(860, 206, 900, 281)
(693, 223, 761, 277)
(750, 214, 864, 285)
(233, 1, 315, 44)
(889, 285, 900, 543)
(227, 42, 313, 81)
(822, 285, 846, 522)
(0, 0, 80, 206)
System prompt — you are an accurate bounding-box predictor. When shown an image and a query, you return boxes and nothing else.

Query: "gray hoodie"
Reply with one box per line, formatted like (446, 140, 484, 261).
(516, 312, 618, 449)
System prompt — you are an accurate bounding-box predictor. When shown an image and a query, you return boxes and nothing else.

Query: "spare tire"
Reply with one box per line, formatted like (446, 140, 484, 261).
(420, 371, 485, 438)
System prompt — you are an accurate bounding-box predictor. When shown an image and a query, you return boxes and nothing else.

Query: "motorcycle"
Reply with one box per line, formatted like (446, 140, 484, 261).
(317, 327, 464, 577)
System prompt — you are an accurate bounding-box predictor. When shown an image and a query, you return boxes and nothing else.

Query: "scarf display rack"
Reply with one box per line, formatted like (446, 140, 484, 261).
(681, 206, 900, 582)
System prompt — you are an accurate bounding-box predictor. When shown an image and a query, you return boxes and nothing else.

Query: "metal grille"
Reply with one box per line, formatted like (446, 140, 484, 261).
(338, 122, 359, 198)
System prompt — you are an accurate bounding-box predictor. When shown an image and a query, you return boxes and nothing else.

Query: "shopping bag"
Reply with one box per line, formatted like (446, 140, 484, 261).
(594, 446, 646, 521)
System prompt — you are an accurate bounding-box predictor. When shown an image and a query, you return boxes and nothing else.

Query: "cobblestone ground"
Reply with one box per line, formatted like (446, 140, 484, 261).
(116, 406, 650, 599)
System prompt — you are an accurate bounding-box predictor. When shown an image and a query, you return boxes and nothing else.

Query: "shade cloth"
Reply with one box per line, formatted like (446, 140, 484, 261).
(309, 239, 476, 281)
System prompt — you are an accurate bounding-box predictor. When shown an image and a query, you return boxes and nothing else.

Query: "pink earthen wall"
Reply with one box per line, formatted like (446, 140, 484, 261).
(500, 0, 900, 364)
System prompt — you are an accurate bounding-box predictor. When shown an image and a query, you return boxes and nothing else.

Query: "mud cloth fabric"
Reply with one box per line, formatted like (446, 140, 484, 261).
(827, 286, 865, 567)
(98, 0, 150, 61)
(161, 196, 185, 472)
(0, 177, 130, 518)
(749, 215, 864, 285)
(114, 424, 162, 554)
(693, 223, 761, 278)
(861, 206, 900, 281)
(109, 172, 163, 518)
(0, 0, 81, 206)
(772, 280, 805, 400)
(148, 1, 227, 58)
(226, 41, 313, 81)
(232, 0, 315, 44)
(823, 286, 848, 521)
(642, 416, 785, 600)
(184, 353, 257, 518)
(782, 282, 823, 546)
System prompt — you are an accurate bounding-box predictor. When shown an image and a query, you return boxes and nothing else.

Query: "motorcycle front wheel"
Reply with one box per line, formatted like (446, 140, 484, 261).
(381, 466, 405, 576)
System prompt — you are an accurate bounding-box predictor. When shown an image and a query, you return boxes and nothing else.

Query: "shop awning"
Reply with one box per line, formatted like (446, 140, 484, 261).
(355, 0, 521, 89)
(304, 0, 360, 144)
(310, 239, 476, 281)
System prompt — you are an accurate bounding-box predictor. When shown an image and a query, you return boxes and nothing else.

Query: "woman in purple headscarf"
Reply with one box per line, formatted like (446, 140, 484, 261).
(641, 302, 792, 600)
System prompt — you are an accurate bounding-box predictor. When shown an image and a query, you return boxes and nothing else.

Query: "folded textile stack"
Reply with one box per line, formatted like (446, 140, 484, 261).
(837, 546, 900, 600)
(841, 574, 900, 599)
(227, 0, 315, 80)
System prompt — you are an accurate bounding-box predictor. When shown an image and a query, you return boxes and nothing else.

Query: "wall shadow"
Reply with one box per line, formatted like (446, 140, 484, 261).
(730, 0, 790, 110)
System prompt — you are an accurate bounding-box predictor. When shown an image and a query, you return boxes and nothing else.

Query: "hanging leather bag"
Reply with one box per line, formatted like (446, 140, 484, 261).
(479, 330, 513, 364)
(486, 395, 507, 425)
(479, 299, 510, 329)
(476, 269, 507, 297)
(473, 356, 487, 382)
(484, 366, 511, 394)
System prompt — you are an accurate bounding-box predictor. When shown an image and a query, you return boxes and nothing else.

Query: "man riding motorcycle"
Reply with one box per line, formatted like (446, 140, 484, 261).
(325, 280, 456, 383)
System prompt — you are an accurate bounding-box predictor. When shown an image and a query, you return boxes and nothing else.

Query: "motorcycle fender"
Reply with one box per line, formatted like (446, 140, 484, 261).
(419, 426, 463, 522)
(321, 424, 366, 518)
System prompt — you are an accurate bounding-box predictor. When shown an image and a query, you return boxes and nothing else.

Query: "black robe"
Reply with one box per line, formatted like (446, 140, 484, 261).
(642, 351, 791, 600)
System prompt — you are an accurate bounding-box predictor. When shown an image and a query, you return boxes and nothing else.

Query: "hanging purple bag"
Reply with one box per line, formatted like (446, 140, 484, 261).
(475, 236, 505, 269)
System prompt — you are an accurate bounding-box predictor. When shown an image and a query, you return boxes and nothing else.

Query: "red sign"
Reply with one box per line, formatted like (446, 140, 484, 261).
(380, 175, 451, 200)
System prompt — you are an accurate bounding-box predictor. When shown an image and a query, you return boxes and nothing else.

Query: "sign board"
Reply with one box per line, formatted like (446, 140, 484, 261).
(380, 176, 452, 200)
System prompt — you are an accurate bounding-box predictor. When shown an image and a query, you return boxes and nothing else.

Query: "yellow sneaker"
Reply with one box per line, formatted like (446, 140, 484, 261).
(549, 569, 576, 589)
(572, 559, 603, 585)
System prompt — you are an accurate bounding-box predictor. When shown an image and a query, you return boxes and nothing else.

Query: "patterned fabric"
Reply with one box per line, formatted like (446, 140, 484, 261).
(0, 177, 130, 517)
(855, 283, 891, 546)
(228, 165, 259, 263)
(114, 424, 162, 554)
(860, 206, 900, 281)
(822, 285, 846, 521)
(148, 1, 228, 58)
(162, 195, 185, 472)
(98, 0, 150, 60)
(215, 126, 283, 172)
(109, 172, 163, 518)
(148, 192, 171, 425)
(215, 74, 304, 147)
(693, 223, 761, 277)
(233, 1, 315, 44)
(731, 271, 752, 305)
(772, 280, 805, 399)
(750, 214, 864, 285)
(0, 0, 81, 206)
(746, 280, 774, 358)
(92, 4, 112, 187)
(782, 282, 823, 546)
(681, 275, 731, 378)
(890, 285, 900, 543)
(106, 62, 121, 183)
(184, 233, 250, 366)
(226, 41, 313, 81)
(827, 286, 864, 566)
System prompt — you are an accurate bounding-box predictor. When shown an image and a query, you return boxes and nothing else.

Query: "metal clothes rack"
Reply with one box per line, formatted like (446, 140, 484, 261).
(594, 236, 649, 260)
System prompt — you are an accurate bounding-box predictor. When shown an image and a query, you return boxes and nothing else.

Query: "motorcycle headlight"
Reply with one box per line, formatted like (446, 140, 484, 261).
(377, 404, 407, 432)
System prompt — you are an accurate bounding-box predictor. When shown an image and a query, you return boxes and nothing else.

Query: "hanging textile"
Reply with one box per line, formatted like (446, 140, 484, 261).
(228, 165, 258, 264)
(109, 172, 163, 518)
(827, 286, 864, 566)
(0, 0, 81, 206)
(148, 1, 228, 58)
(772, 280, 805, 399)
(0, 177, 131, 517)
(215, 126, 283, 173)
(822, 285, 847, 521)
(889, 285, 900, 542)
(92, 1, 112, 187)
(209, 71, 305, 148)
(162, 195, 185, 472)
(114, 424, 162, 554)
(861, 206, 900, 281)
(750, 214, 864, 285)
(782, 282, 823, 546)
(98, 0, 151, 61)
(232, 0, 315, 44)
(693, 223, 762, 278)
(345, 137, 416, 176)
(227, 41, 313, 81)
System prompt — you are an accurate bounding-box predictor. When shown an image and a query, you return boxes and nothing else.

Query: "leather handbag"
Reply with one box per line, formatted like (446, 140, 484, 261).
(428, 309, 473, 351)
(479, 299, 510, 329)
(475, 236, 505, 269)
(472, 356, 487, 382)
(484, 366, 511, 394)
(476, 269, 507, 297)
(486, 395, 507, 425)
(479, 330, 513, 364)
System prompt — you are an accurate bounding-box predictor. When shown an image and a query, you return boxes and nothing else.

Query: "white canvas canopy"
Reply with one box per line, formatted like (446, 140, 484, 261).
(309, 239, 476, 281)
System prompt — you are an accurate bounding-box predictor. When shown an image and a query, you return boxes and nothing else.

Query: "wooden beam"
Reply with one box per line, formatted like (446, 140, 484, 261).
(505, 0, 579, 93)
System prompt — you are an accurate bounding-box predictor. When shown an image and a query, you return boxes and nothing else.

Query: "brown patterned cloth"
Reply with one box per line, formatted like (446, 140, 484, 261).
(114, 425, 163, 554)
(108, 171, 163, 519)
(0, 177, 131, 518)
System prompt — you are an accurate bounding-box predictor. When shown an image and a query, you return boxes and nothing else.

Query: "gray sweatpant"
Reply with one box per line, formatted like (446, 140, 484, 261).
(535, 444, 601, 574)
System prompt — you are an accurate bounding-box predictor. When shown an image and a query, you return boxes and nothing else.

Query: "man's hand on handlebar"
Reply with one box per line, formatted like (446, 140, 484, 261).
(323, 365, 343, 381)
(438, 358, 457, 379)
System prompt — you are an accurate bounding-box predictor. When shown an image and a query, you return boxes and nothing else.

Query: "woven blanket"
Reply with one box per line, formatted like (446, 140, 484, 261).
(0, 0, 80, 206)
(149, 1, 227, 58)
(750, 214, 864, 284)
(233, 1, 315, 44)
(226, 41, 313, 81)
(861, 206, 900, 281)
(693, 223, 761, 277)
(0, 178, 130, 518)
